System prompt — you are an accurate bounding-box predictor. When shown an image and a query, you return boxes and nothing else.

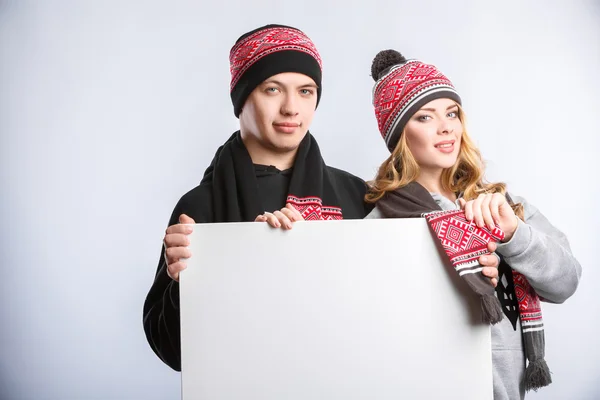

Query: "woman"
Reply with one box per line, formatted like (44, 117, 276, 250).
(365, 49, 581, 400)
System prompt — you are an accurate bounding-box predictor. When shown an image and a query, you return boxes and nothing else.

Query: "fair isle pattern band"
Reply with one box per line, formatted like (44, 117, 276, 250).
(372, 60, 459, 150)
(229, 26, 322, 92)
(287, 195, 342, 221)
(424, 209, 505, 271)
(513, 270, 544, 333)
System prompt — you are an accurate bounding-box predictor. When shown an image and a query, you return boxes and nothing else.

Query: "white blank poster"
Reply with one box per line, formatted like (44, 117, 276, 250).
(180, 219, 492, 400)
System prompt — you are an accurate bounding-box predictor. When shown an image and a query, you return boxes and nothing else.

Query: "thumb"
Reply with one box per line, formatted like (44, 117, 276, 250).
(179, 214, 195, 224)
(458, 198, 466, 209)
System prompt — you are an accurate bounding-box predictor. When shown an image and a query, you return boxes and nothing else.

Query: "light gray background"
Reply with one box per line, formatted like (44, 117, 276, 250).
(1, 0, 598, 399)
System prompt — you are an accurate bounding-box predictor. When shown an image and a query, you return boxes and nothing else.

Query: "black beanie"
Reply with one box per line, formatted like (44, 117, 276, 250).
(229, 24, 322, 118)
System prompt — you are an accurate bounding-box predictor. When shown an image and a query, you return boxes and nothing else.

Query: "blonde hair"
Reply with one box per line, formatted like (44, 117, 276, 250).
(365, 105, 524, 218)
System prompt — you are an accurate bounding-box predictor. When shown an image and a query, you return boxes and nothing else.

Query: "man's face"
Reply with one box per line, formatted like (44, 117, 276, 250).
(239, 72, 318, 161)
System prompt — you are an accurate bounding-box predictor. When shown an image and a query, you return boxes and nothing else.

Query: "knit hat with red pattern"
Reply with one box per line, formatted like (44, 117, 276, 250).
(371, 50, 461, 152)
(229, 24, 323, 118)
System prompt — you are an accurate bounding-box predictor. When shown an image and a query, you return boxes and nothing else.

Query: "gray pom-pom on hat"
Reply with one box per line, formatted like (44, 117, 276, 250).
(371, 49, 407, 81)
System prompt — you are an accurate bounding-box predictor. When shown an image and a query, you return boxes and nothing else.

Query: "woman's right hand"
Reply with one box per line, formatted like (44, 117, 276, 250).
(458, 193, 519, 242)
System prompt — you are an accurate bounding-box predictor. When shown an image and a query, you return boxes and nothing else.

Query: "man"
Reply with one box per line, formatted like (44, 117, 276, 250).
(142, 24, 372, 371)
(142, 24, 499, 372)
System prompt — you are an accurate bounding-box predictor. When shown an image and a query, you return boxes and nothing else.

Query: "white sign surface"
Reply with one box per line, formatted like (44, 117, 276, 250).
(180, 219, 492, 400)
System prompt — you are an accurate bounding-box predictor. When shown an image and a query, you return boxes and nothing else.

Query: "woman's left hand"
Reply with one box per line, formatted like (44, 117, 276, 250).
(458, 193, 519, 242)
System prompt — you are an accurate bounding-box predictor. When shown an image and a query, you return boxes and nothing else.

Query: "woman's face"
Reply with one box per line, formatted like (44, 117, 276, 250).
(403, 98, 464, 175)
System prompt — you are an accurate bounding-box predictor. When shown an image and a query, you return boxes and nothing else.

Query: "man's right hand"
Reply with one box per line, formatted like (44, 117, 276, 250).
(163, 214, 195, 282)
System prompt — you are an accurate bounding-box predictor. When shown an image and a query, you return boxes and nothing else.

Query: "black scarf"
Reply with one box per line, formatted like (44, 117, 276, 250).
(199, 131, 348, 221)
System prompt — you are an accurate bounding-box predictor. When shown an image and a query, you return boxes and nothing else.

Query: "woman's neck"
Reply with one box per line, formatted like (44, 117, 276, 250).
(416, 171, 457, 202)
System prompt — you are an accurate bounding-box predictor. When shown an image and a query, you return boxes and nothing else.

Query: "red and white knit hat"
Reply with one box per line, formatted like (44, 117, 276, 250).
(229, 24, 323, 118)
(371, 50, 461, 152)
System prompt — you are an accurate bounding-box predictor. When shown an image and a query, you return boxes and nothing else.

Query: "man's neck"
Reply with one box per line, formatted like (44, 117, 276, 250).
(241, 136, 298, 171)
(249, 151, 296, 170)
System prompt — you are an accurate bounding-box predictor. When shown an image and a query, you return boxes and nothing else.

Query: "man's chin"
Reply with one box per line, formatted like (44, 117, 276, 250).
(271, 143, 302, 154)
(272, 133, 307, 153)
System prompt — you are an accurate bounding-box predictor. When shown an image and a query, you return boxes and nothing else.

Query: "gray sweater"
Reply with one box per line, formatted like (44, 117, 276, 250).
(366, 194, 582, 399)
